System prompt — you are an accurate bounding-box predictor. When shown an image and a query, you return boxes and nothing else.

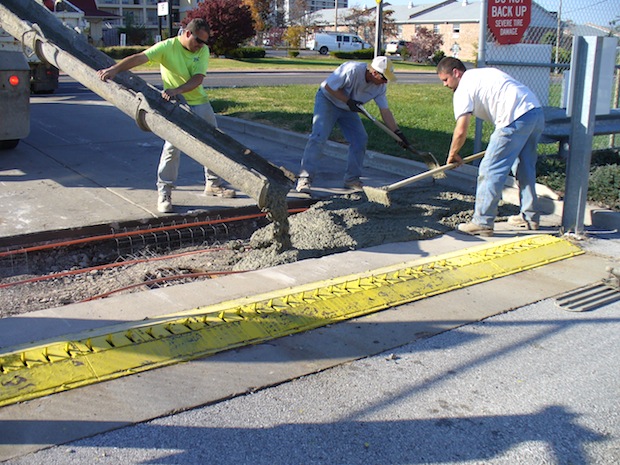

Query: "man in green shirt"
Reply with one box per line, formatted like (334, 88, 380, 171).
(97, 18, 235, 214)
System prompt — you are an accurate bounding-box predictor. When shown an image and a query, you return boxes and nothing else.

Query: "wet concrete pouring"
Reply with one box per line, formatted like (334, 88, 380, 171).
(0, 185, 521, 317)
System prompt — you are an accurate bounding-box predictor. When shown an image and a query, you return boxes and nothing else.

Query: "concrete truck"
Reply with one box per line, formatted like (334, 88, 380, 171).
(0, 0, 86, 149)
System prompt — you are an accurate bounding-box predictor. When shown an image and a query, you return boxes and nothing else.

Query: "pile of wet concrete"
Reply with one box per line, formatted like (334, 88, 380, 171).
(234, 185, 520, 270)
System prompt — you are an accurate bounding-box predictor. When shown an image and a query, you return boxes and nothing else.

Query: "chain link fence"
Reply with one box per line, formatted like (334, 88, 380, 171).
(480, 0, 619, 151)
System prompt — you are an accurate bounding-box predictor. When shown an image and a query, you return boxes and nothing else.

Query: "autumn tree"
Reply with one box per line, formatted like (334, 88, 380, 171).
(408, 27, 443, 63)
(243, 0, 272, 32)
(283, 25, 306, 48)
(183, 0, 255, 56)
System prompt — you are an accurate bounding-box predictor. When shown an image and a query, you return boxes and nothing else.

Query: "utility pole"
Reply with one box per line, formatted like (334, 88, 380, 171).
(334, 0, 338, 32)
(374, 0, 383, 57)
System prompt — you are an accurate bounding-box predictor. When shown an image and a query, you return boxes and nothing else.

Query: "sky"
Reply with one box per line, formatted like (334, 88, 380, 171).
(378, 0, 619, 28)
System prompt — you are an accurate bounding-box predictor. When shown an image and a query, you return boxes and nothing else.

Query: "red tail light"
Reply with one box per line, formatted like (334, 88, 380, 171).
(9, 75, 20, 86)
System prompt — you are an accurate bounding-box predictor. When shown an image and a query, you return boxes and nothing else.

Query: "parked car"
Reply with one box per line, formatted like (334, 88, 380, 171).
(386, 40, 408, 55)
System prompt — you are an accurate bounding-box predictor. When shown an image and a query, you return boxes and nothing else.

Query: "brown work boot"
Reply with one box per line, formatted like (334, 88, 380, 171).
(508, 214, 539, 230)
(204, 183, 236, 198)
(344, 179, 363, 191)
(457, 222, 494, 237)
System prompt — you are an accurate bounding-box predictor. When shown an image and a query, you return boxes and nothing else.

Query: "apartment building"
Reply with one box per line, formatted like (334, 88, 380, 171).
(94, 0, 349, 39)
(95, 0, 198, 42)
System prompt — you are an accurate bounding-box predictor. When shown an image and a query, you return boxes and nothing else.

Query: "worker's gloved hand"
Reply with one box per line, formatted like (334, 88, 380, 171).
(394, 129, 410, 148)
(346, 99, 363, 113)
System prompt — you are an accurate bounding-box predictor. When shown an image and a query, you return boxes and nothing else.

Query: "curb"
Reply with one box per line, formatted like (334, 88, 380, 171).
(218, 115, 619, 230)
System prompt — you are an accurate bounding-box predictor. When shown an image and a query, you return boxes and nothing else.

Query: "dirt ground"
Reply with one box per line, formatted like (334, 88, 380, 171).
(0, 186, 520, 317)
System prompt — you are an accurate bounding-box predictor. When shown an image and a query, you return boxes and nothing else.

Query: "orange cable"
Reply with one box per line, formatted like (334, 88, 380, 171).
(0, 246, 233, 290)
(0, 207, 307, 258)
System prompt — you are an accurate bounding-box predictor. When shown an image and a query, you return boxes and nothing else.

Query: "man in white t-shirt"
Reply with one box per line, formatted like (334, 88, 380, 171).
(296, 56, 410, 193)
(437, 57, 545, 236)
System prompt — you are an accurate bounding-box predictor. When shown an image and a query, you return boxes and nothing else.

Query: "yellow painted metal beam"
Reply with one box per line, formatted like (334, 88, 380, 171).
(0, 235, 583, 407)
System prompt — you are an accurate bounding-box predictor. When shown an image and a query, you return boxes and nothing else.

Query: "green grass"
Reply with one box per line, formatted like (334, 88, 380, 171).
(210, 83, 472, 164)
(209, 55, 435, 71)
(208, 78, 619, 210)
(132, 54, 436, 72)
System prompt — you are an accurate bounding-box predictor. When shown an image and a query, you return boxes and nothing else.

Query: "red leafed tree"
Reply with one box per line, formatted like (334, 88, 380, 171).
(408, 27, 443, 63)
(183, 0, 256, 56)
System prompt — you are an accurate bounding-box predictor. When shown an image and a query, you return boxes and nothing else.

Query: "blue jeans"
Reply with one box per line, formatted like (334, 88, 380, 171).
(473, 107, 545, 227)
(299, 90, 368, 183)
(157, 101, 221, 194)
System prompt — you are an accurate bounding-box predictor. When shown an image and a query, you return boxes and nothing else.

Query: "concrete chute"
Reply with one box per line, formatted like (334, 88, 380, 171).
(0, 0, 293, 246)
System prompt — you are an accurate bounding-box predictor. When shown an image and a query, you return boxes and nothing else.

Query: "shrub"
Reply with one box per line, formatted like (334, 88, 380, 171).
(589, 164, 620, 210)
(287, 49, 300, 58)
(536, 149, 620, 211)
(431, 50, 445, 65)
(331, 49, 375, 59)
(100, 46, 150, 59)
(225, 47, 266, 59)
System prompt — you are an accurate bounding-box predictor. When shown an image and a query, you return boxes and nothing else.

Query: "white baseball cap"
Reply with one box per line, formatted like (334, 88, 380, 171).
(369, 56, 396, 82)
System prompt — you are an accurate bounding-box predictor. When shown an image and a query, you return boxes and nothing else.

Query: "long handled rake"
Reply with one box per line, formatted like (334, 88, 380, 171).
(363, 151, 486, 206)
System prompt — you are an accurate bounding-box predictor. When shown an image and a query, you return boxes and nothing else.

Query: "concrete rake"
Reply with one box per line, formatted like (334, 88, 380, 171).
(357, 105, 443, 175)
(363, 151, 486, 206)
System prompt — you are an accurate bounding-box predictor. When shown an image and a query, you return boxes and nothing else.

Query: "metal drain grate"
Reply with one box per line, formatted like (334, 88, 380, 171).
(555, 267, 620, 312)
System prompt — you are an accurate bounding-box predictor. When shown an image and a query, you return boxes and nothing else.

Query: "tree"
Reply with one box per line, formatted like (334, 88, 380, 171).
(118, 12, 148, 45)
(343, 6, 397, 46)
(283, 25, 305, 49)
(408, 27, 443, 63)
(379, 8, 399, 41)
(343, 7, 373, 42)
(287, 0, 309, 25)
(183, 0, 256, 56)
(264, 27, 287, 46)
(243, 0, 273, 32)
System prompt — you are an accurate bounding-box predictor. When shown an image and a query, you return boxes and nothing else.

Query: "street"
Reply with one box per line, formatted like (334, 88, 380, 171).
(57, 68, 440, 94)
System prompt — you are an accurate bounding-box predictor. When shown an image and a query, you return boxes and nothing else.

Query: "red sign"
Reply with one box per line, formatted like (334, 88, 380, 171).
(488, 0, 532, 45)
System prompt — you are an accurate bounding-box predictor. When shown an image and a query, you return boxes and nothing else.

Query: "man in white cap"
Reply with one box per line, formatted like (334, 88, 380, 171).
(296, 56, 410, 193)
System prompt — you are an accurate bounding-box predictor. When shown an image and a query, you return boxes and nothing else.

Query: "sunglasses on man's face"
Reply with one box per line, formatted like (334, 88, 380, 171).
(192, 33, 208, 46)
(376, 71, 387, 82)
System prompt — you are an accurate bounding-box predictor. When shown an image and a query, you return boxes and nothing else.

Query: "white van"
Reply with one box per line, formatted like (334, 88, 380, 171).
(307, 32, 370, 55)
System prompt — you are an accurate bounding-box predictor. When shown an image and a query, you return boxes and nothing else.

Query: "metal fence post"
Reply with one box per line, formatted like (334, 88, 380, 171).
(561, 36, 605, 234)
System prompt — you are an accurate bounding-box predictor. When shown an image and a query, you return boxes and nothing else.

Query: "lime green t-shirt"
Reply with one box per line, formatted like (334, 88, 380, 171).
(144, 37, 210, 106)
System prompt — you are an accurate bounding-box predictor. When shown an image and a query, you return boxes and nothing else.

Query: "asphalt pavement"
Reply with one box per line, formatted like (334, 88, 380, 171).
(0, 88, 619, 464)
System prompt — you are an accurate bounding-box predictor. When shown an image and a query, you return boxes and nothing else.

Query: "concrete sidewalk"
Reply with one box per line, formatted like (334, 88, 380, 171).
(1, 233, 618, 464)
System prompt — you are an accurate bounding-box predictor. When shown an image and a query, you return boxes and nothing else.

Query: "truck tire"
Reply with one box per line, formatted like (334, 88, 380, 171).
(0, 139, 20, 150)
(319, 46, 328, 55)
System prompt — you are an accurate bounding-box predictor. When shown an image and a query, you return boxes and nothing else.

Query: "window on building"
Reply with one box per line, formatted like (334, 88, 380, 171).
(146, 10, 158, 26)
(433, 24, 440, 34)
(453, 23, 460, 34)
